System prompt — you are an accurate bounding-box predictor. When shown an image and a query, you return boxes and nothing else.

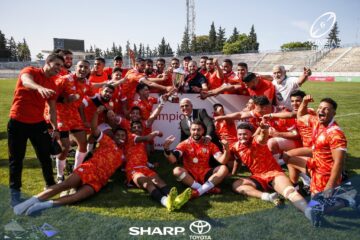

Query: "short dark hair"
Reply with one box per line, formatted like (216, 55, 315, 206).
(183, 56, 192, 61)
(78, 60, 90, 65)
(112, 67, 123, 74)
(243, 72, 256, 83)
(136, 82, 149, 93)
(145, 58, 153, 64)
(207, 57, 214, 62)
(46, 53, 64, 63)
(237, 122, 255, 133)
(213, 103, 223, 110)
(171, 58, 179, 62)
(190, 119, 206, 131)
(102, 83, 115, 91)
(223, 59, 233, 67)
(114, 127, 126, 134)
(95, 57, 105, 64)
(156, 58, 165, 64)
(114, 55, 123, 61)
(253, 96, 270, 106)
(290, 90, 306, 99)
(237, 62, 248, 70)
(136, 58, 145, 63)
(200, 56, 208, 60)
(320, 98, 338, 110)
(130, 106, 142, 113)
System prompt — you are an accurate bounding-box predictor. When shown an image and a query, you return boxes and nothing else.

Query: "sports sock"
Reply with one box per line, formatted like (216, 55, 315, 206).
(160, 196, 168, 207)
(56, 158, 66, 178)
(191, 181, 201, 190)
(13, 196, 39, 215)
(25, 200, 54, 215)
(261, 192, 271, 201)
(299, 173, 311, 186)
(86, 143, 94, 152)
(74, 151, 87, 169)
(150, 189, 164, 203)
(159, 186, 171, 196)
(197, 181, 215, 196)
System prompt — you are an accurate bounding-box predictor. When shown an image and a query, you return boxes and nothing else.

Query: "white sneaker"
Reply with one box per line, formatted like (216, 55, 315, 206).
(335, 189, 357, 209)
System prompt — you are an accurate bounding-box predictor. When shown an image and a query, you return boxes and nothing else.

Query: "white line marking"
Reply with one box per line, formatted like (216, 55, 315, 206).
(336, 113, 360, 118)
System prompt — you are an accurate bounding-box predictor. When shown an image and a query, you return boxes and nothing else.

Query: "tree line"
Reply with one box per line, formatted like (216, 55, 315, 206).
(0, 30, 31, 61)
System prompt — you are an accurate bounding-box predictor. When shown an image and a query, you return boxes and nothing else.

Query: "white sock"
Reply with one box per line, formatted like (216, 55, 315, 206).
(197, 181, 215, 196)
(74, 151, 87, 169)
(261, 192, 271, 201)
(191, 181, 201, 190)
(160, 196, 167, 207)
(13, 196, 39, 215)
(299, 173, 311, 186)
(56, 158, 66, 178)
(86, 143, 94, 152)
(25, 200, 54, 215)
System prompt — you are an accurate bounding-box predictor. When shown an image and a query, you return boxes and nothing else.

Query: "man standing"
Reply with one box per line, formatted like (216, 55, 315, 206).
(182, 61, 208, 93)
(8, 53, 63, 206)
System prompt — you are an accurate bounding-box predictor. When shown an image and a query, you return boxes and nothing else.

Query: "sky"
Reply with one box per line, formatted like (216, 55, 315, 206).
(1, 0, 359, 59)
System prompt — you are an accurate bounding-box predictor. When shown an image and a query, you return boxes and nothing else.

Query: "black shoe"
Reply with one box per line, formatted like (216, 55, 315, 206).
(10, 188, 23, 207)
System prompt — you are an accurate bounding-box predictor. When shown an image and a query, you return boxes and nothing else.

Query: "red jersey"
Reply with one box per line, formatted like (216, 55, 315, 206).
(131, 97, 158, 120)
(83, 95, 114, 125)
(223, 71, 248, 95)
(248, 77, 275, 104)
(89, 72, 108, 84)
(214, 119, 238, 146)
(176, 138, 221, 173)
(125, 133, 149, 170)
(123, 69, 146, 102)
(10, 67, 57, 123)
(296, 108, 316, 147)
(231, 139, 283, 176)
(74, 133, 123, 192)
(112, 85, 127, 115)
(58, 67, 71, 76)
(104, 67, 129, 79)
(204, 71, 223, 90)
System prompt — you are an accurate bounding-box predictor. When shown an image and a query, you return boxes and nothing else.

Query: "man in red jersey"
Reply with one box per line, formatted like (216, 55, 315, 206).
(89, 57, 108, 84)
(198, 56, 208, 75)
(104, 51, 135, 79)
(242, 72, 276, 104)
(8, 53, 64, 206)
(54, 60, 94, 183)
(13, 106, 126, 215)
(204, 58, 224, 90)
(163, 120, 230, 198)
(54, 49, 73, 76)
(125, 121, 191, 211)
(230, 122, 315, 224)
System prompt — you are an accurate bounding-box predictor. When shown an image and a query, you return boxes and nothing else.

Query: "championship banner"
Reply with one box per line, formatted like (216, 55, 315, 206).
(151, 94, 250, 149)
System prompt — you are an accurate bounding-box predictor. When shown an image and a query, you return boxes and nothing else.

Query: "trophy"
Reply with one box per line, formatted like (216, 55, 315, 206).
(169, 68, 186, 103)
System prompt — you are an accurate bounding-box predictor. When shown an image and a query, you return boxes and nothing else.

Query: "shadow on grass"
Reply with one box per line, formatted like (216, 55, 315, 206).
(0, 131, 7, 140)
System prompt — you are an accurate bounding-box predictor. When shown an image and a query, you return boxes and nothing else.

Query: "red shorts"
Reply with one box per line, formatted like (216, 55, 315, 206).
(250, 170, 285, 192)
(57, 107, 85, 132)
(74, 162, 108, 192)
(126, 166, 157, 183)
(307, 159, 341, 194)
(187, 167, 213, 184)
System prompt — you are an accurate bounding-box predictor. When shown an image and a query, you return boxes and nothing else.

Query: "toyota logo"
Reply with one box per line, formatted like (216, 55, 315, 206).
(189, 220, 211, 235)
(309, 12, 336, 39)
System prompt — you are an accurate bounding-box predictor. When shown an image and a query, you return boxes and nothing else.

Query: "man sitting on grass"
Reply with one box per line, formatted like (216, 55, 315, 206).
(14, 106, 125, 215)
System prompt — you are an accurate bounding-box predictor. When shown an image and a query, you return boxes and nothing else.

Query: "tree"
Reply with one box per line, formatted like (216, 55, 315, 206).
(8, 37, 18, 61)
(208, 22, 217, 51)
(17, 38, 31, 61)
(180, 27, 190, 54)
(222, 33, 250, 54)
(158, 37, 167, 56)
(227, 27, 239, 43)
(280, 41, 316, 51)
(165, 43, 174, 57)
(196, 35, 210, 53)
(36, 52, 44, 60)
(146, 45, 151, 57)
(326, 21, 341, 48)
(216, 26, 226, 51)
(133, 44, 138, 57)
(125, 41, 131, 57)
(94, 46, 102, 57)
(0, 30, 11, 60)
(247, 25, 259, 52)
(111, 42, 118, 58)
(116, 45, 123, 58)
(190, 34, 198, 53)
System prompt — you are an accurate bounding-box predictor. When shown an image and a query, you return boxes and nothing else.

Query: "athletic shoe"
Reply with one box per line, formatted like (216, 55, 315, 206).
(207, 187, 222, 195)
(269, 192, 284, 207)
(173, 188, 192, 210)
(13, 196, 39, 215)
(191, 189, 200, 199)
(57, 176, 65, 184)
(10, 189, 22, 207)
(166, 187, 178, 212)
(305, 200, 324, 227)
(334, 189, 357, 209)
(59, 190, 70, 198)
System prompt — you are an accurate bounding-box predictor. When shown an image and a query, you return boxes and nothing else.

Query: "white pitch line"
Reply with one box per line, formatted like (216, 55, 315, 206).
(336, 113, 360, 118)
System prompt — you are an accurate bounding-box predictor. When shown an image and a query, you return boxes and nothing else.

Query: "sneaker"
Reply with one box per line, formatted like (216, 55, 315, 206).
(207, 187, 222, 195)
(334, 189, 357, 209)
(10, 189, 22, 207)
(166, 187, 178, 212)
(305, 200, 324, 227)
(173, 188, 192, 210)
(191, 189, 200, 199)
(59, 190, 70, 198)
(269, 192, 284, 207)
(57, 176, 65, 184)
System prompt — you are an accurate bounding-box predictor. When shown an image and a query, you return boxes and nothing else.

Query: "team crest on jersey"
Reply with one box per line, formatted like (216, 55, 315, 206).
(202, 148, 207, 153)
(83, 88, 87, 93)
(318, 135, 326, 142)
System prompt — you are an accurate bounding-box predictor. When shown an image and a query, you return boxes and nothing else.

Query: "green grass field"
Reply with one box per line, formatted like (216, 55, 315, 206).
(1, 79, 360, 239)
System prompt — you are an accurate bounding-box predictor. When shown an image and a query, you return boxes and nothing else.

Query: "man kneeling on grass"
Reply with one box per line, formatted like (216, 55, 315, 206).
(230, 121, 319, 225)
(124, 121, 192, 211)
(14, 106, 125, 215)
